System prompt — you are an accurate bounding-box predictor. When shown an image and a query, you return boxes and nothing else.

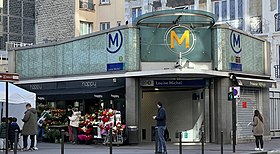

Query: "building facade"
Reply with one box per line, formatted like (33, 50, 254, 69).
(0, 0, 35, 72)
(125, 0, 280, 138)
(8, 10, 273, 144)
(36, 0, 125, 44)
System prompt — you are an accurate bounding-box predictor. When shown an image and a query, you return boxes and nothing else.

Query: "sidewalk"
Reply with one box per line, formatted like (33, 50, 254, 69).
(3, 138, 280, 154)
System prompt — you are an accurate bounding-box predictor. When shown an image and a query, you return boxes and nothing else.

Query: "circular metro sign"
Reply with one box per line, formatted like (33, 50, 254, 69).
(164, 25, 196, 55)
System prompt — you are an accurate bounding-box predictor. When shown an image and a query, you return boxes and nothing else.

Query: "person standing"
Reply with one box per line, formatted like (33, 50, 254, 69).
(250, 109, 264, 151)
(68, 108, 80, 144)
(8, 117, 20, 151)
(22, 103, 38, 151)
(66, 105, 73, 142)
(153, 102, 167, 154)
(37, 107, 50, 142)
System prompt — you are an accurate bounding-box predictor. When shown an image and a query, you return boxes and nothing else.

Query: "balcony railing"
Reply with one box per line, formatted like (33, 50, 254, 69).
(274, 13, 280, 31)
(250, 16, 262, 34)
(274, 65, 280, 78)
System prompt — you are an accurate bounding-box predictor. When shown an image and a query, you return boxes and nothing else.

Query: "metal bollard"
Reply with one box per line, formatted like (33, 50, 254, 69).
(221, 131, 223, 154)
(61, 129, 65, 154)
(155, 127, 158, 154)
(201, 131, 204, 154)
(14, 129, 19, 154)
(109, 127, 113, 154)
(179, 132, 182, 154)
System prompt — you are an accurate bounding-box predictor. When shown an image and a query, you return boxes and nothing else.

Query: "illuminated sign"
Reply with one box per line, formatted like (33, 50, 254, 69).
(230, 31, 242, 54)
(106, 30, 123, 53)
(164, 25, 196, 55)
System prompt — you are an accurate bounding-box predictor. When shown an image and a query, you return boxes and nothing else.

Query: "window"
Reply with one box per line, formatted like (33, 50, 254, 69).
(230, 0, 235, 20)
(117, 21, 121, 26)
(100, 0, 110, 4)
(214, 2, 219, 20)
(214, 0, 243, 30)
(132, 7, 142, 23)
(221, 1, 227, 21)
(100, 22, 110, 31)
(80, 21, 93, 36)
(79, 0, 95, 10)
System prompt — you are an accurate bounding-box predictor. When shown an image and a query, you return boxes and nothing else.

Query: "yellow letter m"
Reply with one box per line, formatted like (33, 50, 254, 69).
(170, 30, 190, 49)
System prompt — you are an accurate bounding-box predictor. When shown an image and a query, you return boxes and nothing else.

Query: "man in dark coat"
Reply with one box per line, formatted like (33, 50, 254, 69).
(153, 102, 167, 154)
(22, 103, 38, 151)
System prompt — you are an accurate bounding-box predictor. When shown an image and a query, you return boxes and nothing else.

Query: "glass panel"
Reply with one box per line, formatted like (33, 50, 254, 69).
(88, 0, 94, 10)
(9, 17, 22, 34)
(23, 19, 35, 35)
(214, 2, 220, 21)
(238, 0, 243, 19)
(230, 0, 235, 20)
(222, 1, 227, 21)
(10, 0, 22, 16)
(23, 1, 35, 19)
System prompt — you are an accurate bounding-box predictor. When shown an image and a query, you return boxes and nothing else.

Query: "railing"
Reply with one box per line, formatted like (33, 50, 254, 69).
(250, 16, 262, 34)
(225, 18, 244, 30)
(274, 65, 280, 78)
(275, 13, 280, 31)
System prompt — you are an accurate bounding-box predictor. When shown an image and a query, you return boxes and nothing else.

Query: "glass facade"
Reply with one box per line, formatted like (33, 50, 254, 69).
(16, 28, 140, 79)
(0, 0, 35, 50)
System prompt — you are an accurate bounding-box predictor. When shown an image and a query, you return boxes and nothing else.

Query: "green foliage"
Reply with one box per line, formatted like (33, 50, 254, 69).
(45, 129, 61, 140)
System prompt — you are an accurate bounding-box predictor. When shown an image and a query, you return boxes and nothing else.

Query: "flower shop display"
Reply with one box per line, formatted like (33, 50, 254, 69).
(98, 109, 126, 145)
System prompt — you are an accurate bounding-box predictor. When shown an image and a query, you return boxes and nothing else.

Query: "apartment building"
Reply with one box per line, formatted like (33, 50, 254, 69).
(125, 0, 280, 136)
(0, 0, 35, 72)
(36, 0, 125, 44)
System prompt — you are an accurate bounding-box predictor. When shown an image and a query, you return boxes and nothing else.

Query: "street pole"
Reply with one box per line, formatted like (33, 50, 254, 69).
(5, 81, 8, 154)
(232, 87, 236, 153)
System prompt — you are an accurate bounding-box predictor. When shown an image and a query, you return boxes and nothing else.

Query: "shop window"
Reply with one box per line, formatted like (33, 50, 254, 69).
(100, 22, 110, 31)
(132, 7, 142, 23)
(80, 21, 93, 36)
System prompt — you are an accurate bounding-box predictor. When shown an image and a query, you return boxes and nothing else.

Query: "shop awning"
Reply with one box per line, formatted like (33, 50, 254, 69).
(236, 77, 276, 88)
(35, 86, 124, 96)
(15, 69, 229, 85)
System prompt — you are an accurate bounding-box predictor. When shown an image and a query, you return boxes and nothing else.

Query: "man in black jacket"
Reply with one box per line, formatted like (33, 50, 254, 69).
(153, 102, 167, 154)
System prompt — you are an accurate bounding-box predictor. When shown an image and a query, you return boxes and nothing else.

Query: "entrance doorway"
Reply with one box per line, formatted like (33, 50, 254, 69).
(140, 89, 205, 143)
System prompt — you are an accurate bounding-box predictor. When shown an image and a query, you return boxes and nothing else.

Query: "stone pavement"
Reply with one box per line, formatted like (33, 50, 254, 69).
(2, 138, 280, 154)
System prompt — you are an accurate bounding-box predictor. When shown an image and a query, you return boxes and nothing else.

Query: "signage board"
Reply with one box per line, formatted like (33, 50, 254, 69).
(0, 73, 19, 82)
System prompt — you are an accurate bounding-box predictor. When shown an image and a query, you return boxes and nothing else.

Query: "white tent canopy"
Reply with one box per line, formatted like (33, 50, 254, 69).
(0, 82, 36, 105)
(0, 82, 36, 148)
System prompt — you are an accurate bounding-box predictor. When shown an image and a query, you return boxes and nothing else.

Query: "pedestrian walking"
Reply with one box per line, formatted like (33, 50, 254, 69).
(153, 101, 167, 154)
(249, 109, 264, 151)
(21, 103, 38, 151)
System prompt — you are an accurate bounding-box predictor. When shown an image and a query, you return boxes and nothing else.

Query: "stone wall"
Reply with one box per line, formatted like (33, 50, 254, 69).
(35, 0, 75, 44)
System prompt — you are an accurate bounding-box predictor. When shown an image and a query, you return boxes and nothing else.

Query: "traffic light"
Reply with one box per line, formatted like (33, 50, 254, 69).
(228, 92, 233, 101)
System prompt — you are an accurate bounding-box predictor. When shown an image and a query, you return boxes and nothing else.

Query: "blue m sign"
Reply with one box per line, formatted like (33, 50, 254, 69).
(230, 31, 242, 54)
(107, 30, 123, 53)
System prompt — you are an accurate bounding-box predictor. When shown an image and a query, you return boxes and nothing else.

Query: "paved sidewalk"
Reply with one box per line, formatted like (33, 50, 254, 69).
(2, 138, 280, 154)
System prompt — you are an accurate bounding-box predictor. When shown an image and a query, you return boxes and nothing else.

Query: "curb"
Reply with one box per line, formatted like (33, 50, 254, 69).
(268, 151, 280, 154)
